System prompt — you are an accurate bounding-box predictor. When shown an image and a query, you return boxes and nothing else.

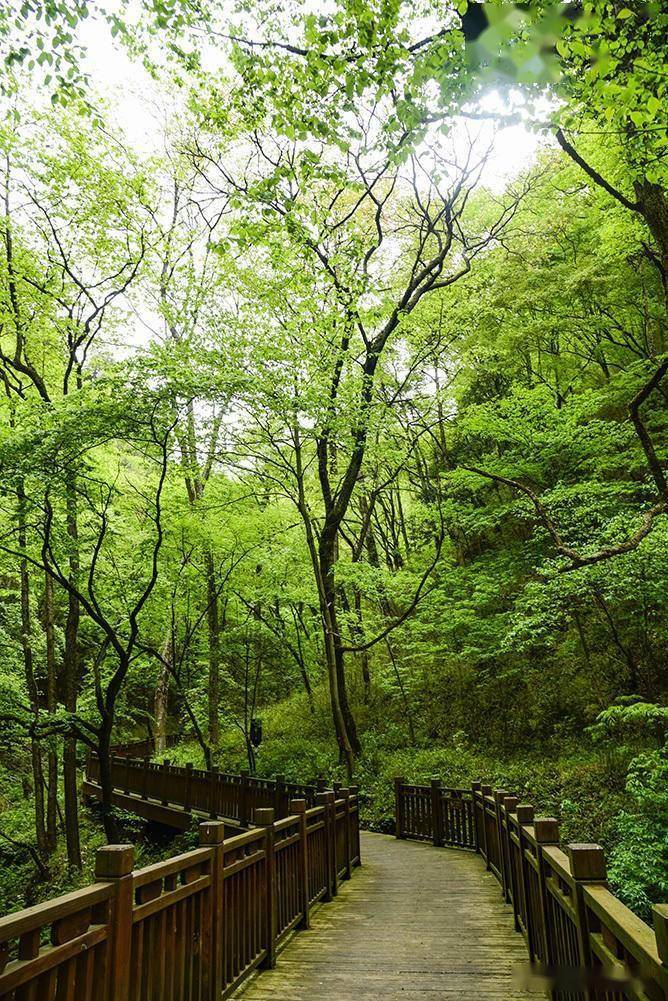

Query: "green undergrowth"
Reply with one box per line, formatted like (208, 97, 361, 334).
(0, 778, 201, 917)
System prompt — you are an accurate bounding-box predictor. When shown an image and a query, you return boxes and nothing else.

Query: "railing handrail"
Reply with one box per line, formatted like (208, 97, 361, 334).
(395, 776, 668, 999)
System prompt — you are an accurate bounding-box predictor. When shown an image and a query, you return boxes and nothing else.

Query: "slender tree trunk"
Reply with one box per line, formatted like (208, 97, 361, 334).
(43, 570, 58, 852)
(96, 723, 120, 843)
(385, 637, 416, 743)
(635, 180, 668, 304)
(154, 632, 171, 755)
(291, 606, 314, 710)
(294, 431, 359, 773)
(63, 476, 81, 868)
(353, 588, 371, 703)
(17, 483, 48, 858)
(203, 547, 221, 746)
(319, 537, 361, 765)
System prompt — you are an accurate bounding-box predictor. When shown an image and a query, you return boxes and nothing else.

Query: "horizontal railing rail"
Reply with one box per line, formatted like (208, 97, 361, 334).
(395, 777, 668, 1000)
(0, 789, 362, 1000)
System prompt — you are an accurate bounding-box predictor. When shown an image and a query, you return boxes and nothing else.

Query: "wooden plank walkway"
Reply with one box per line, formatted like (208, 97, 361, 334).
(236, 831, 537, 1000)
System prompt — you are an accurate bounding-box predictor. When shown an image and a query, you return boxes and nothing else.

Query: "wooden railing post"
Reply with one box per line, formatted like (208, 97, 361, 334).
(493, 789, 509, 899)
(255, 808, 277, 969)
(316, 791, 333, 902)
(95, 844, 134, 1001)
(199, 820, 226, 1001)
(161, 758, 170, 806)
(209, 765, 219, 819)
(501, 795, 518, 912)
(480, 784, 493, 869)
(141, 756, 149, 800)
(124, 755, 131, 795)
(326, 790, 338, 896)
(534, 817, 560, 965)
(515, 804, 537, 959)
(274, 774, 286, 818)
(394, 776, 405, 839)
(430, 778, 444, 847)
(653, 905, 668, 970)
(240, 769, 250, 827)
(184, 762, 193, 813)
(291, 798, 310, 929)
(471, 781, 482, 852)
(567, 841, 607, 992)
(349, 785, 361, 866)
(340, 788, 352, 879)
(316, 777, 327, 792)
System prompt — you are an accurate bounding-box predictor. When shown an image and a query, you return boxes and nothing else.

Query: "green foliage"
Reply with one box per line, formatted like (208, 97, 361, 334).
(0, 0, 666, 925)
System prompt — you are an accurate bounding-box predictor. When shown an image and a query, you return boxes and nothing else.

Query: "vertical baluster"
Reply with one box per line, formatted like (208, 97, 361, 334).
(315, 792, 333, 902)
(394, 776, 405, 839)
(141, 757, 149, 800)
(161, 758, 170, 807)
(430, 779, 443, 847)
(493, 789, 509, 898)
(183, 763, 192, 814)
(339, 788, 352, 878)
(471, 782, 483, 854)
(502, 797, 520, 927)
(291, 799, 310, 929)
(255, 808, 277, 970)
(209, 765, 219, 819)
(274, 775, 286, 819)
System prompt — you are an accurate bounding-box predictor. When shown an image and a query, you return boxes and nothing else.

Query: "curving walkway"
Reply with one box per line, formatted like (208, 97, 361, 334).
(236, 831, 537, 1000)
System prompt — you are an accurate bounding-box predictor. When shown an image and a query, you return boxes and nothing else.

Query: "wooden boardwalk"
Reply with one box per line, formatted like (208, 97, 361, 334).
(236, 831, 537, 1000)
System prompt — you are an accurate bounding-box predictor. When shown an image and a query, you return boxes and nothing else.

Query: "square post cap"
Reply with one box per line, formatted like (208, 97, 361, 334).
(200, 820, 226, 844)
(95, 845, 134, 879)
(567, 843, 607, 880)
(534, 818, 560, 844)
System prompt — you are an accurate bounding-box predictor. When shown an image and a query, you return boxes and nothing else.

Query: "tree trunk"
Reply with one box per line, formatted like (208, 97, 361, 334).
(17, 483, 48, 859)
(43, 570, 58, 853)
(353, 588, 371, 703)
(318, 537, 361, 770)
(63, 477, 81, 868)
(635, 180, 668, 303)
(154, 632, 171, 755)
(96, 725, 120, 843)
(203, 547, 221, 746)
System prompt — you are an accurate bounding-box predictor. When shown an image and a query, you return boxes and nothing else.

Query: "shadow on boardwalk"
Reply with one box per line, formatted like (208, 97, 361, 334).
(236, 831, 539, 1000)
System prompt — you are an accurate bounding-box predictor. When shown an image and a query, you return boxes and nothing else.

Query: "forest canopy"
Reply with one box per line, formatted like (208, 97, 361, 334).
(0, 0, 666, 921)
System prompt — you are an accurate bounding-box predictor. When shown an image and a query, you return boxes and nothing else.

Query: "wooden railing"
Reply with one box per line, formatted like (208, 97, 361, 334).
(395, 777, 668, 1000)
(84, 752, 319, 827)
(0, 789, 361, 1000)
(394, 778, 477, 849)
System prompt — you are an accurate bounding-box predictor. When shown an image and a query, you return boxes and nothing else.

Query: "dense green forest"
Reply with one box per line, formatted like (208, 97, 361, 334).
(0, 0, 666, 924)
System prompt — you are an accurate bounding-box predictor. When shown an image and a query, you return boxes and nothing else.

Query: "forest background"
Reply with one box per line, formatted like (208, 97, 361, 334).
(0, 0, 666, 924)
